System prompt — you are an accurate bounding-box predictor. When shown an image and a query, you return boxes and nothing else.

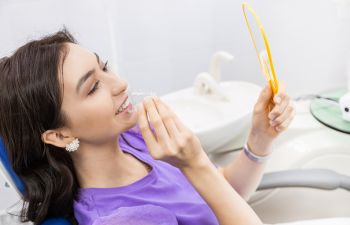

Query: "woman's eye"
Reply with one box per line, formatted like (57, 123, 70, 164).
(88, 80, 100, 95)
(102, 60, 108, 72)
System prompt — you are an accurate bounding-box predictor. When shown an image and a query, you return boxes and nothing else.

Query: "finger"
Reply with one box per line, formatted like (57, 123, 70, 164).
(143, 96, 169, 143)
(137, 103, 160, 156)
(275, 110, 295, 132)
(255, 83, 273, 112)
(153, 96, 180, 138)
(273, 81, 286, 105)
(158, 98, 188, 132)
(269, 93, 291, 120)
(270, 103, 295, 127)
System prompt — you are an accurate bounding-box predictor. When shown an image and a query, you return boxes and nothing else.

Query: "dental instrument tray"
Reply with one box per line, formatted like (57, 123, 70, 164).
(310, 88, 350, 134)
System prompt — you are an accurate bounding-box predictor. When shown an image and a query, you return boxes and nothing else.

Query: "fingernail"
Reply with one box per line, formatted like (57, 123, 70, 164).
(274, 96, 281, 104)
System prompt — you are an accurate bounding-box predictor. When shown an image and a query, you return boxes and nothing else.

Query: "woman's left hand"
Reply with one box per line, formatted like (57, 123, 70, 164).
(247, 83, 295, 156)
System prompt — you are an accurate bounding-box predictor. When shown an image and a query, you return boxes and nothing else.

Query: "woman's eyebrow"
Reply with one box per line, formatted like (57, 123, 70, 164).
(75, 53, 100, 94)
(94, 52, 100, 64)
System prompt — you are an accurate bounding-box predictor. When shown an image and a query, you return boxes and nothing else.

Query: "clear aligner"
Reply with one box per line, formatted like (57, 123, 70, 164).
(128, 90, 157, 113)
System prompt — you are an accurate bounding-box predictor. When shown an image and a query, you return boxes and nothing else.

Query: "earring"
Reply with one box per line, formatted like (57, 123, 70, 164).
(65, 138, 80, 152)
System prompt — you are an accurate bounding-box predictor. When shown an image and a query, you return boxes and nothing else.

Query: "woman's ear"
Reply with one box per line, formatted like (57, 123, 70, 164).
(41, 129, 73, 148)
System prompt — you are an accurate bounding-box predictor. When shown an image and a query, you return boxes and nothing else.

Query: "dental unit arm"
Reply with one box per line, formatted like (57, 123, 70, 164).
(258, 169, 350, 191)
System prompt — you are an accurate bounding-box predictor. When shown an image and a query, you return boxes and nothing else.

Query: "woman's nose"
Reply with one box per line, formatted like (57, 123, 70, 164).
(111, 80, 128, 96)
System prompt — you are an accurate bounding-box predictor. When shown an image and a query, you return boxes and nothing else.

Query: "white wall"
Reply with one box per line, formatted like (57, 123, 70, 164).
(0, 0, 350, 96)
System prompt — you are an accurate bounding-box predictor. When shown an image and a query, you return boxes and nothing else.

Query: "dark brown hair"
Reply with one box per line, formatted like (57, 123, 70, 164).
(0, 29, 79, 224)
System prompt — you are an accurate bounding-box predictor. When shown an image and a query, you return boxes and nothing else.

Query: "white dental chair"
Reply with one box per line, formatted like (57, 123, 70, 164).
(258, 169, 350, 225)
(270, 217, 350, 225)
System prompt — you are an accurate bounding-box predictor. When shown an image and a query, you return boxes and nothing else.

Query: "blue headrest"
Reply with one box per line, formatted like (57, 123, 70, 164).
(0, 138, 25, 193)
(40, 218, 72, 225)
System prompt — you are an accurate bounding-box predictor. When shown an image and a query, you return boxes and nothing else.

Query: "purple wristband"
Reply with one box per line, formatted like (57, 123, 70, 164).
(243, 144, 270, 163)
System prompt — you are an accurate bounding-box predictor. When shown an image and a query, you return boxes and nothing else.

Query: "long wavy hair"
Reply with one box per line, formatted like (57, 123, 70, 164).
(0, 30, 79, 225)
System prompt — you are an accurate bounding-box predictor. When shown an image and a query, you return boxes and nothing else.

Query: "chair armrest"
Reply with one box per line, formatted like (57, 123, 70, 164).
(257, 169, 350, 191)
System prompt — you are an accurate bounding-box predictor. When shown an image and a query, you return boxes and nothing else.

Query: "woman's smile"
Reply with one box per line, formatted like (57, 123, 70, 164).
(116, 97, 133, 115)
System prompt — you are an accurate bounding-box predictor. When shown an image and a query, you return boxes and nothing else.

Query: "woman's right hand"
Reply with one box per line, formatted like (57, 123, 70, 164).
(137, 96, 209, 170)
(138, 96, 263, 225)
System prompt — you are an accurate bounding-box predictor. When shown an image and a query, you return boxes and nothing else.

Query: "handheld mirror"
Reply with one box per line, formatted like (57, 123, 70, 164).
(242, 2, 279, 95)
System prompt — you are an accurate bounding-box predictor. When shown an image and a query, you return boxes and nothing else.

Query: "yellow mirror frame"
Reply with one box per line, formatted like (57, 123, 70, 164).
(242, 2, 279, 95)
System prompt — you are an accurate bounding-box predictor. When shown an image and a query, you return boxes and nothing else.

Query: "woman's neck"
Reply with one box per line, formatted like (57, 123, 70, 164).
(71, 139, 150, 188)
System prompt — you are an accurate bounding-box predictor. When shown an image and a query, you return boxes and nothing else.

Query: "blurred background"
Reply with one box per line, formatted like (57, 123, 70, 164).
(1, 0, 350, 97)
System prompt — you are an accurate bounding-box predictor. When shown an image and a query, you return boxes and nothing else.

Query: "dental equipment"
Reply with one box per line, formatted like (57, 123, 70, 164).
(128, 89, 157, 113)
(307, 89, 350, 133)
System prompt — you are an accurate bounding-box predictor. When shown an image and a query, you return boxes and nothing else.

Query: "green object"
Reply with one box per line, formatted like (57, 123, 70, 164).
(310, 88, 350, 134)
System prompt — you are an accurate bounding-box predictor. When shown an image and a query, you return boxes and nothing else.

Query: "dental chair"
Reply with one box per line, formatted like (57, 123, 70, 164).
(0, 139, 72, 225)
(254, 166, 350, 225)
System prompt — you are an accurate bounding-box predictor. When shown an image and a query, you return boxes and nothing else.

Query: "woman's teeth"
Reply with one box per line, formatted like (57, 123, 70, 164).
(117, 98, 130, 114)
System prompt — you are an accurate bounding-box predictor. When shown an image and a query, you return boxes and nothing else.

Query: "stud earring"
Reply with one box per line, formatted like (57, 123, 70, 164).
(65, 138, 79, 152)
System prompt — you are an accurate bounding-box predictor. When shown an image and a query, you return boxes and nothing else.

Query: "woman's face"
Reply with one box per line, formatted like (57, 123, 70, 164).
(60, 43, 137, 145)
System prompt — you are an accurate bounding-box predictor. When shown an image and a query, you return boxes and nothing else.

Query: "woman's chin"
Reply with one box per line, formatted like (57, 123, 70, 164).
(122, 111, 138, 129)
(127, 117, 138, 129)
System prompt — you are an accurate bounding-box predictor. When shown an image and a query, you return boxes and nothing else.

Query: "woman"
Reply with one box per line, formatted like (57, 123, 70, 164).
(0, 30, 295, 225)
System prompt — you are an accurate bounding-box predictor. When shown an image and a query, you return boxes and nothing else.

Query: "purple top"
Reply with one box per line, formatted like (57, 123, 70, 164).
(74, 129, 219, 225)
